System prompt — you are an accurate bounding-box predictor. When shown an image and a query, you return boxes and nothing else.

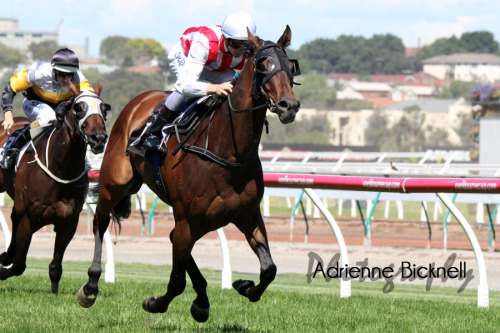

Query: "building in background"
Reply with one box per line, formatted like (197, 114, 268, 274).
(422, 53, 500, 83)
(0, 18, 58, 51)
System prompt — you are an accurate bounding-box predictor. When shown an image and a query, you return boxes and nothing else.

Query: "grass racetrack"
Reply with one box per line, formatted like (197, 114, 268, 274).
(0, 259, 498, 332)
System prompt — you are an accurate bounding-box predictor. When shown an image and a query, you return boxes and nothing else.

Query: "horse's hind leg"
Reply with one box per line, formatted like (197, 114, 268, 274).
(0, 215, 32, 280)
(232, 210, 277, 302)
(49, 218, 79, 294)
(142, 221, 193, 315)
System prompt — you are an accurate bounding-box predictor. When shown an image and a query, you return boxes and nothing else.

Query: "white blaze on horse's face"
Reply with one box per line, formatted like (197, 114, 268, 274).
(73, 90, 109, 129)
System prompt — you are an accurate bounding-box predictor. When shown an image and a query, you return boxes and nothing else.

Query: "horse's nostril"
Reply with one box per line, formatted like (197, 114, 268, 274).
(93, 133, 108, 142)
(277, 99, 300, 112)
(278, 100, 289, 109)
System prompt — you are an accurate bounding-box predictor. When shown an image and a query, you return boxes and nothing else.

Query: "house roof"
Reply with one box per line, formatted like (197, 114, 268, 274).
(384, 99, 464, 113)
(329, 72, 446, 87)
(370, 97, 399, 110)
(125, 64, 162, 73)
(422, 53, 500, 65)
(347, 81, 392, 92)
(392, 85, 435, 95)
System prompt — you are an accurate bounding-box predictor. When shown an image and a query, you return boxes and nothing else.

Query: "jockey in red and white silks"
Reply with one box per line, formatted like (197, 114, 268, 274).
(137, 11, 256, 152)
(168, 25, 246, 100)
(165, 12, 255, 110)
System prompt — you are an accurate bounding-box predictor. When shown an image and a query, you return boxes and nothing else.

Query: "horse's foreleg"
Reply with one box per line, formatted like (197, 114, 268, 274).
(233, 210, 277, 302)
(0, 211, 19, 266)
(186, 255, 210, 322)
(167, 229, 210, 322)
(77, 208, 110, 307)
(142, 223, 193, 314)
(0, 215, 32, 280)
(49, 218, 78, 294)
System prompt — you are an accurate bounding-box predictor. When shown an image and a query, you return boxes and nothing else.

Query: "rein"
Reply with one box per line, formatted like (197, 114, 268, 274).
(174, 41, 297, 169)
(27, 128, 89, 184)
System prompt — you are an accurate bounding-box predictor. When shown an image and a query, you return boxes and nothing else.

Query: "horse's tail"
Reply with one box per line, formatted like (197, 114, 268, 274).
(89, 183, 131, 232)
(110, 195, 132, 232)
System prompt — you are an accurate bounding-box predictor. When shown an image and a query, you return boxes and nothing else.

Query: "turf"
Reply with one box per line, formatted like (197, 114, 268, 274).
(0, 258, 498, 332)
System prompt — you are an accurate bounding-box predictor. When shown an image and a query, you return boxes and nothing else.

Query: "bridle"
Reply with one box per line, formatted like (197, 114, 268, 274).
(228, 40, 300, 114)
(27, 90, 109, 184)
(63, 90, 110, 152)
(179, 40, 300, 168)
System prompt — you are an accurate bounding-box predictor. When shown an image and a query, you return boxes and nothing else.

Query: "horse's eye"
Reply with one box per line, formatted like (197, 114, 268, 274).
(256, 57, 273, 73)
(74, 102, 87, 117)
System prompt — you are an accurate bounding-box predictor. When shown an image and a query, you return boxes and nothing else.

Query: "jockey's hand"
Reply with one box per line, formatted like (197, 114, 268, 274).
(207, 82, 233, 96)
(2, 111, 14, 134)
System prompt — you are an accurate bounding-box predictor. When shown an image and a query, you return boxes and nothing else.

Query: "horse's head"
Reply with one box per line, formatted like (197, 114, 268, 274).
(248, 26, 300, 124)
(64, 81, 110, 154)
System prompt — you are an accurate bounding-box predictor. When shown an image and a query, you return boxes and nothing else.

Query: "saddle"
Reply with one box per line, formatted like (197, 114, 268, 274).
(0, 124, 54, 177)
(127, 95, 219, 157)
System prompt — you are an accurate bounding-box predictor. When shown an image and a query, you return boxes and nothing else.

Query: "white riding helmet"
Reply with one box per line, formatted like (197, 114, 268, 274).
(221, 11, 256, 40)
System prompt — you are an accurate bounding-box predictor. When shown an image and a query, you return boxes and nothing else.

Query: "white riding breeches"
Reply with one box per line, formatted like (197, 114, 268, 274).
(22, 99, 56, 126)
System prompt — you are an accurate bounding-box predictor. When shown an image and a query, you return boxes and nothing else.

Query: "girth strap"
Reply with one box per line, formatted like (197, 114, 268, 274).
(181, 143, 259, 169)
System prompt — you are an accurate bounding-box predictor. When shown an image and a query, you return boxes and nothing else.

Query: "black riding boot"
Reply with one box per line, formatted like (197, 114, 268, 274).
(2, 125, 31, 170)
(142, 104, 172, 152)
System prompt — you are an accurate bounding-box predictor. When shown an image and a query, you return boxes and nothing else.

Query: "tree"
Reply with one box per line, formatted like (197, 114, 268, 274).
(261, 114, 333, 145)
(454, 111, 475, 147)
(427, 128, 451, 147)
(438, 80, 477, 99)
(73, 68, 164, 127)
(126, 38, 166, 65)
(294, 33, 416, 75)
(365, 112, 391, 149)
(100, 36, 131, 66)
(393, 105, 426, 152)
(416, 31, 500, 64)
(0, 42, 26, 69)
(28, 40, 60, 61)
(460, 31, 499, 53)
(293, 73, 336, 109)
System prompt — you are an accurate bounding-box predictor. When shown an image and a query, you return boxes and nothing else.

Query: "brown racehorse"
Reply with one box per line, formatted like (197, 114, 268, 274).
(0, 82, 109, 294)
(78, 26, 300, 321)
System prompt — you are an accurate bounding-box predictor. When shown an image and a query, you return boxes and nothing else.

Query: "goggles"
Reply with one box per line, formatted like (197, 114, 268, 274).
(227, 39, 251, 50)
(56, 71, 75, 79)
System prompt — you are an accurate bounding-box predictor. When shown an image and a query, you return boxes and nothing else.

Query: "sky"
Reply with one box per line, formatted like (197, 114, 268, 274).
(3, 0, 500, 59)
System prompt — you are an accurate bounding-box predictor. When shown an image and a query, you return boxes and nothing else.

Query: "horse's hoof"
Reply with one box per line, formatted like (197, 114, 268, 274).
(142, 296, 157, 313)
(232, 279, 255, 297)
(233, 279, 261, 302)
(0, 252, 12, 267)
(190, 302, 209, 323)
(143, 296, 168, 314)
(78, 286, 97, 308)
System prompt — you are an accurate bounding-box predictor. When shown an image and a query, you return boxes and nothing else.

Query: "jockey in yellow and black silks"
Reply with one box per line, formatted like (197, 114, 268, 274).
(1, 48, 93, 169)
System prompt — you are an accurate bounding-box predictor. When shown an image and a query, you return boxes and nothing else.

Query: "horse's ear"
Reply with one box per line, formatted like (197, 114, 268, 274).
(277, 25, 292, 49)
(94, 80, 103, 96)
(69, 81, 81, 97)
(247, 27, 260, 52)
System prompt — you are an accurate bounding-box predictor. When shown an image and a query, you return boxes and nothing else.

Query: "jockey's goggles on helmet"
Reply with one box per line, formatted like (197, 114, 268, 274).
(56, 70, 74, 79)
(227, 39, 251, 50)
